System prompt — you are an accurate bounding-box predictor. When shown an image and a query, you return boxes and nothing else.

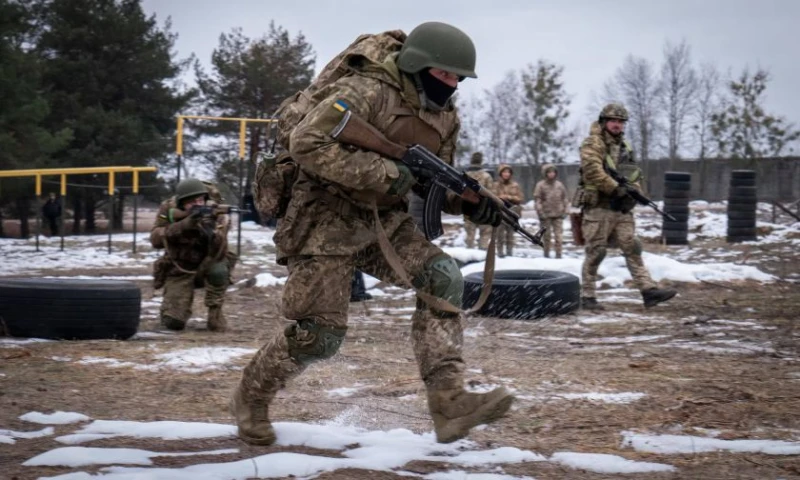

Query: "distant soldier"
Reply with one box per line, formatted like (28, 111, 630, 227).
(463, 152, 494, 249)
(150, 178, 237, 331)
(493, 165, 524, 257)
(42, 192, 61, 236)
(577, 104, 676, 310)
(533, 164, 569, 258)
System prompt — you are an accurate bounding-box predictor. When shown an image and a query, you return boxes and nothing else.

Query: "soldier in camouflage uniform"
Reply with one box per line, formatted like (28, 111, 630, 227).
(533, 163, 569, 258)
(150, 178, 236, 332)
(493, 165, 524, 257)
(463, 152, 494, 249)
(578, 104, 676, 310)
(231, 22, 513, 446)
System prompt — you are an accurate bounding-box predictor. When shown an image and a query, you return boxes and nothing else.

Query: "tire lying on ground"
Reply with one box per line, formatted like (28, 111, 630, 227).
(0, 278, 141, 340)
(463, 270, 580, 320)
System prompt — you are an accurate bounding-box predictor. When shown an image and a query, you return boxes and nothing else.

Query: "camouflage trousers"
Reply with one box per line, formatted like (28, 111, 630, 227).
(580, 207, 656, 298)
(238, 218, 467, 406)
(540, 217, 564, 258)
(159, 258, 233, 323)
(464, 218, 491, 249)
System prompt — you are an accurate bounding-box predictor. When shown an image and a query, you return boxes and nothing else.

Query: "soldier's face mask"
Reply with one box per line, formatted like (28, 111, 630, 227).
(418, 68, 458, 109)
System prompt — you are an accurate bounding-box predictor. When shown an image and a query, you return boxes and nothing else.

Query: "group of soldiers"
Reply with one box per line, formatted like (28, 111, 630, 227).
(464, 153, 569, 259)
(149, 21, 677, 449)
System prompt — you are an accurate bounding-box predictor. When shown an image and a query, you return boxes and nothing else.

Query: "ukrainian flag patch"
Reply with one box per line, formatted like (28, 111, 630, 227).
(332, 99, 348, 112)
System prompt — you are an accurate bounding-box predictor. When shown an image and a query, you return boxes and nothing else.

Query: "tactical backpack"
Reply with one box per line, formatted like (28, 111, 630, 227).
(252, 30, 407, 220)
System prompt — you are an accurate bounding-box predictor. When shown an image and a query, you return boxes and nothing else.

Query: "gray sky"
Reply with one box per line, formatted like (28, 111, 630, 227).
(142, 0, 799, 133)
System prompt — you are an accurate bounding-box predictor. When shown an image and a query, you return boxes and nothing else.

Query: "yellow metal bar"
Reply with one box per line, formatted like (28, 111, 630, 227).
(36, 175, 42, 196)
(60, 174, 67, 196)
(176, 117, 185, 156)
(179, 115, 276, 123)
(133, 171, 140, 194)
(0, 166, 156, 178)
(239, 120, 246, 159)
(108, 172, 115, 195)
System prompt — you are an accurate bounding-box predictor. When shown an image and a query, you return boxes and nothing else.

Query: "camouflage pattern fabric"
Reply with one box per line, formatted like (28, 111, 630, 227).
(493, 174, 523, 257)
(579, 122, 656, 298)
(463, 168, 494, 249)
(533, 164, 569, 219)
(239, 217, 466, 405)
(539, 217, 564, 258)
(150, 189, 235, 325)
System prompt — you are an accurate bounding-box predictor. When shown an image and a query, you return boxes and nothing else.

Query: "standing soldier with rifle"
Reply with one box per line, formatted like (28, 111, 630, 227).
(150, 178, 238, 332)
(232, 22, 516, 447)
(575, 104, 676, 310)
(463, 152, 494, 250)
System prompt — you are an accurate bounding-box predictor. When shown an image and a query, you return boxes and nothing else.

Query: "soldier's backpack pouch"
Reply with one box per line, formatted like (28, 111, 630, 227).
(252, 151, 298, 220)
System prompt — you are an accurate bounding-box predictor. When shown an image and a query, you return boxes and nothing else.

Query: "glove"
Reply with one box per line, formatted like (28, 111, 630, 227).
(387, 162, 416, 196)
(611, 186, 628, 198)
(463, 197, 502, 227)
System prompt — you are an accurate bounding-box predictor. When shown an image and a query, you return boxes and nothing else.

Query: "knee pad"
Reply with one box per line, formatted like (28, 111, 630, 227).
(415, 254, 464, 309)
(587, 245, 607, 266)
(206, 261, 229, 287)
(285, 319, 347, 366)
(622, 238, 643, 256)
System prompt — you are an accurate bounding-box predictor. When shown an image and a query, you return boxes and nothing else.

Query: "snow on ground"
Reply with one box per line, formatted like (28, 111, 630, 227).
(75, 347, 256, 373)
(0, 426, 54, 444)
(460, 252, 774, 287)
(19, 411, 90, 425)
(253, 272, 286, 287)
(622, 430, 800, 455)
(9, 413, 691, 478)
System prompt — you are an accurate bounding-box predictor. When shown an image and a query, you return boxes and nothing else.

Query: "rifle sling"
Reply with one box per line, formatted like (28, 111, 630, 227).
(370, 202, 496, 316)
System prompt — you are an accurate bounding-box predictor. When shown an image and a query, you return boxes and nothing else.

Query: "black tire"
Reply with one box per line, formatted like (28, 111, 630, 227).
(664, 190, 690, 200)
(664, 236, 688, 245)
(730, 178, 756, 187)
(0, 279, 141, 340)
(727, 210, 756, 221)
(663, 204, 690, 215)
(663, 199, 689, 209)
(664, 172, 691, 182)
(728, 218, 756, 228)
(731, 170, 756, 180)
(727, 227, 757, 237)
(463, 270, 580, 320)
(664, 181, 691, 191)
(663, 212, 689, 223)
(728, 198, 757, 208)
(729, 186, 757, 198)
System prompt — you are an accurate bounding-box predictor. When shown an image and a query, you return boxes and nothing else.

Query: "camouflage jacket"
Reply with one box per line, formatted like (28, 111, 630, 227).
(150, 196, 231, 272)
(579, 122, 639, 208)
(463, 168, 494, 219)
(533, 164, 569, 219)
(494, 179, 524, 208)
(276, 53, 461, 261)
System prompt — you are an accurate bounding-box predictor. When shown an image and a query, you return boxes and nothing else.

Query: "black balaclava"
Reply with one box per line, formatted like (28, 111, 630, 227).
(415, 68, 457, 110)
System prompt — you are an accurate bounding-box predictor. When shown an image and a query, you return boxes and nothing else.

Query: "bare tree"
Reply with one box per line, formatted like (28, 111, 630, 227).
(692, 63, 723, 160)
(603, 55, 662, 174)
(481, 71, 523, 165)
(516, 60, 574, 165)
(453, 93, 484, 166)
(658, 40, 698, 167)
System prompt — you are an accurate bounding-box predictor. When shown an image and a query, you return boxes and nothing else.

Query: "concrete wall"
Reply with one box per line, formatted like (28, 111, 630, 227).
(497, 157, 800, 203)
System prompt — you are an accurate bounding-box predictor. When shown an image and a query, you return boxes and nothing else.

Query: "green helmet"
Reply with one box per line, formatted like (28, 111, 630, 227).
(397, 22, 477, 78)
(175, 178, 208, 205)
(470, 151, 484, 166)
(599, 103, 629, 122)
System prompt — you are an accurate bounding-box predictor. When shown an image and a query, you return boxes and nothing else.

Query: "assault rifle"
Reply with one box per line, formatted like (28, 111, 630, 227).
(606, 166, 677, 221)
(330, 109, 545, 247)
(171, 204, 249, 221)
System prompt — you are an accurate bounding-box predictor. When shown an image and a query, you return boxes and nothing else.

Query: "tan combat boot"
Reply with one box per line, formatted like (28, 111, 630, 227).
(229, 385, 276, 445)
(207, 306, 226, 332)
(427, 387, 515, 443)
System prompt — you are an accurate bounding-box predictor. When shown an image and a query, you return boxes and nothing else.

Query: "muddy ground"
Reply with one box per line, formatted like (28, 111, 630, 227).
(1, 206, 799, 480)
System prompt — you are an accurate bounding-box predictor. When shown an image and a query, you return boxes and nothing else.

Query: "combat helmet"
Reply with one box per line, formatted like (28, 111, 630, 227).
(397, 22, 477, 78)
(470, 151, 484, 166)
(599, 103, 629, 122)
(175, 178, 208, 205)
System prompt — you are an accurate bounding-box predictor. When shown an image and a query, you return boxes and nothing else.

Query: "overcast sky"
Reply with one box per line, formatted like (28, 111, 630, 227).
(141, 0, 799, 135)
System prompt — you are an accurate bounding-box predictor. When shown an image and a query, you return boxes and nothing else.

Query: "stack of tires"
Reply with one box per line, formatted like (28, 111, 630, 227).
(662, 172, 691, 245)
(727, 170, 758, 243)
